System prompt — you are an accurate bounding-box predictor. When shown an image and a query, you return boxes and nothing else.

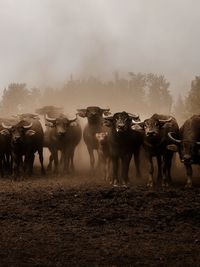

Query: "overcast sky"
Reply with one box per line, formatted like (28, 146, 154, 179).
(0, 0, 200, 98)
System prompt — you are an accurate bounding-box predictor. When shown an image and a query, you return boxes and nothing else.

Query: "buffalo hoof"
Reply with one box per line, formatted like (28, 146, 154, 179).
(162, 181, 169, 188)
(121, 183, 128, 188)
(185, 183, 192, 188)
(112, 180, 119, 187)
(147, 181, 154, 188)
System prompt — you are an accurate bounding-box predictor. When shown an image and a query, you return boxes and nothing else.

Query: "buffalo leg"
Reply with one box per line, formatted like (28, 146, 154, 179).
(147, 155, 154, 187)
(0, 154, 4, 177)
(184, 163, 192, 188)
(47, 154, 53, 171)
(70, 148, 75, 172)
(27, 154, 35, 176)
(133, 149, 141, 178)
(12, 154, 22, 179)
(156, 155, 162, 186)
(121, 154, 132, 186)
(112, 157, 119, 186)
(163, 151, 173, 187)
(87, 147, 95, 172)
(38, 148, 45, 175)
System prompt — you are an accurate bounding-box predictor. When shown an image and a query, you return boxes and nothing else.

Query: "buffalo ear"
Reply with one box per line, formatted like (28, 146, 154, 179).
(26, 130, 36, 136)
(131, 121, 145, 129)
(76, 109, 87, 118)
(45, 122, 55, 128)
(0, 129, 10, 136)
(103, 117, 113, 127)
(102, 109, 111, 116)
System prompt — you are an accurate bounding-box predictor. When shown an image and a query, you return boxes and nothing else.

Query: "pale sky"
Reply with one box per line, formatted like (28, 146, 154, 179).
(0, 0, 200, 98)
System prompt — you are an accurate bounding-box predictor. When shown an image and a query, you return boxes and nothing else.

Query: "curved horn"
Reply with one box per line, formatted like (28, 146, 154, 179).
(45, 114, 56, 122)
(103, 114, 113, 119)
(159, 117, 172, 123)
(168, 132, 181, 143)
(1, 122, 12, 129)
(69, 117, 77, 123)
(132, 119, 144, 124)
(23, 122, 33, 129)
(128, 113, 140, 120)
(196, 141, 200, 145)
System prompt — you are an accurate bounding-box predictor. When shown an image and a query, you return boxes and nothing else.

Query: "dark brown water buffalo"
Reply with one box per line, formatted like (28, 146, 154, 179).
(0, 118, 14, 176)
(103, 111, 143, 186)
(77, 106, 110, 171)
(44, 114, 81, 174)
(168, 115, 200, 187)
(133, 113, 179, 187)
(2, 114, 45, 178)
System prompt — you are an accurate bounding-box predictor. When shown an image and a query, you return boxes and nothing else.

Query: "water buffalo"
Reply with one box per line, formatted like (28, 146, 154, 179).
(103, 111, 143, 186)
(168, 115, 200, 187)
(44, 114, 81, 174)
(77, 106, 110, 171)
(133, 113, 179, 187)
(2, 114, 45, 178)
(0, 118, 14, 176)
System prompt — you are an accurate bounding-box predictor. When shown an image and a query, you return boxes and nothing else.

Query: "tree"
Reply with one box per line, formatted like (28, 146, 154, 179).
(146, 74, 172, 114)
(128, 72, 146, 112)
(185, 76, 200, 116)
(1, 83, 31, 115)
(173, 94, 186, 124)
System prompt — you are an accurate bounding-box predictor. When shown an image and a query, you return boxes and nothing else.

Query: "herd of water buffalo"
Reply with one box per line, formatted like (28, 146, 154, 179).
(0, 105, 199, 188)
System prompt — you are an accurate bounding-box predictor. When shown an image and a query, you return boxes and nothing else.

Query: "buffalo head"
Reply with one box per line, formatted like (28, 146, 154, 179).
(104, 112, 140, 133)
(2, 120, 35, 143)
(168, 132, 200, 164)
(45, 114, 77, 136)
(133, 116, 172, 138)
(77, 106, 110, 124)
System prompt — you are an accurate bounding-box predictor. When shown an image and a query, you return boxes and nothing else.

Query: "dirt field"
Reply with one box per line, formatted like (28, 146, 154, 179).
(0, 170, 199, 267)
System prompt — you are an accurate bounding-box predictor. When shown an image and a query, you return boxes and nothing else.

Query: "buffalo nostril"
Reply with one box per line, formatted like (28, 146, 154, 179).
(147, 131, 156, 136)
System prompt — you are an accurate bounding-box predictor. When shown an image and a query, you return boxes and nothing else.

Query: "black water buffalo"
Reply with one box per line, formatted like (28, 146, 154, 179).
(2, 114, 45, 178)
(133, 113, 179, 187)
(77, 106, 110, 171)
(0, 118, 14, 176)
(168, 115, 200, 187)
(44, 114, 81, 174)
(103, 111, 143, 186)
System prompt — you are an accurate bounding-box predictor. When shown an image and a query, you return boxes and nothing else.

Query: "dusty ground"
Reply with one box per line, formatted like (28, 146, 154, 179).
(0, 170, 199, 267)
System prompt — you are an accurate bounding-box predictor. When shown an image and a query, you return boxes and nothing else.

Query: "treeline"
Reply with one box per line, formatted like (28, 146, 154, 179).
(0, 73, 199, 123)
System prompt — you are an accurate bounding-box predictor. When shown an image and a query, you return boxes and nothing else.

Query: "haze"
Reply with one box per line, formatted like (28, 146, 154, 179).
(0, 0, 200, 98)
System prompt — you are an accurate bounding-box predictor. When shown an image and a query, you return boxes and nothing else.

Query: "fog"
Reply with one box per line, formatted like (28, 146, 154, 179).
(0, 0, 200, 99)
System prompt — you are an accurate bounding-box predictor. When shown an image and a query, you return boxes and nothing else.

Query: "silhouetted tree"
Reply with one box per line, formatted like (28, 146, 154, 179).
(185, 76, 200, 116)
(128, 72, 146, 112)
(146, 74, 172, 114)
(173, 94, 185, 125)
(1, 83, 31, 115)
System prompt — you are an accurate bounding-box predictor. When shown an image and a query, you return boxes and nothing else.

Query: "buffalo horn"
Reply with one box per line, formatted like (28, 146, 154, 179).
(132, 119, 144, 124)
(23, 122, 33, 129)
(69, 117, 77, 123)
(159, 117, 172, 123)
(168, 132, 181, 143)
(45, 114, 56, 122)
(128, 113, 140, 120)
(196, 141, 200, 145)
(1, 122, 12, 129)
